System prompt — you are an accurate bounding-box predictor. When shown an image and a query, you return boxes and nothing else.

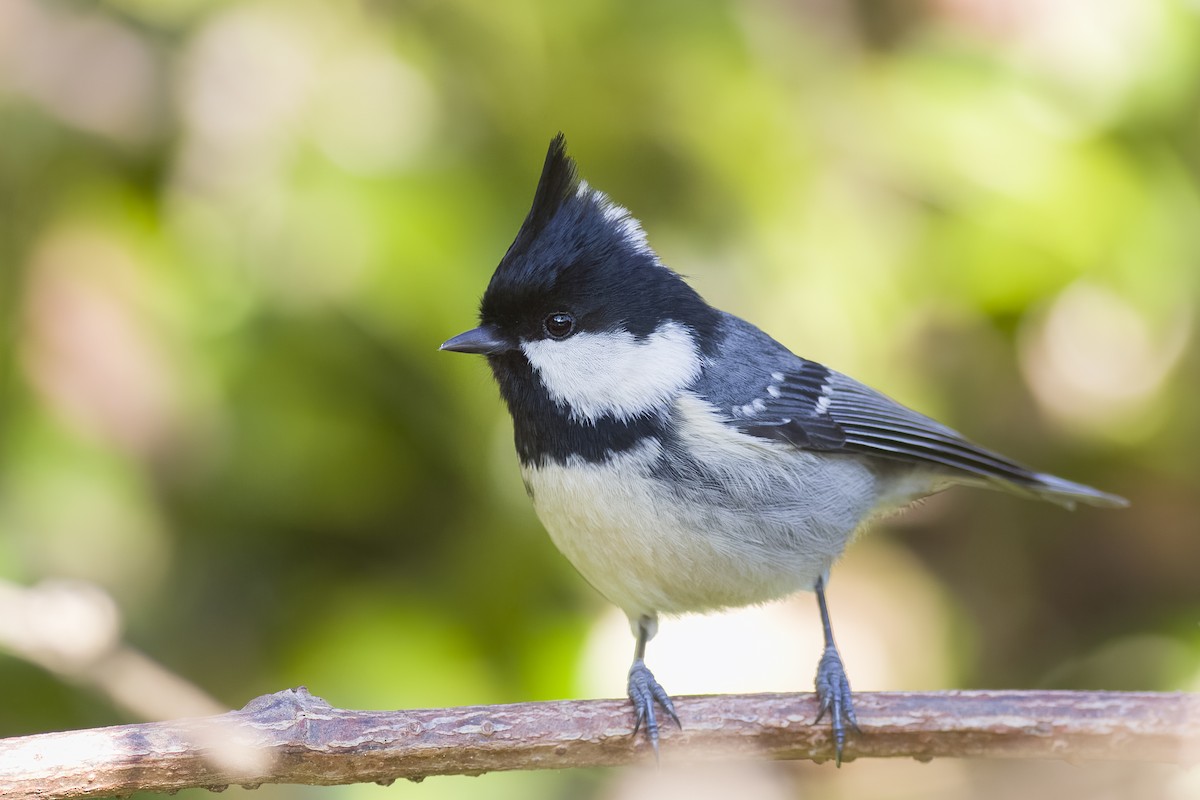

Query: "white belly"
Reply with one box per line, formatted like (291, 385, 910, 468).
(522, 429, 884, 620)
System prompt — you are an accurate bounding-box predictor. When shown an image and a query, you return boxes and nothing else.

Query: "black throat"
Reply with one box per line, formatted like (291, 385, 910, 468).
(488, 351, 665, 466)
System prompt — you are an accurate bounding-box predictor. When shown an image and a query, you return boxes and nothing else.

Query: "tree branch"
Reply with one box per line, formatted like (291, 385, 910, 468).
(0, 579, 225, 722)
(2, 688, 1197, 799)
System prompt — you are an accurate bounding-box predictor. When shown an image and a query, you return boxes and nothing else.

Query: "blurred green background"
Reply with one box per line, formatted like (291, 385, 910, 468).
(1, 1, 1198, 798)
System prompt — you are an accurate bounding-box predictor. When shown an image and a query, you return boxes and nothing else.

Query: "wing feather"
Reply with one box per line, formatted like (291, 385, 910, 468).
(727, 362, 1125, 508)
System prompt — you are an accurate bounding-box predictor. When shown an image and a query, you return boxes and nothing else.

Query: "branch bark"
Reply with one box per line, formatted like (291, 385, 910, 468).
(2, 688, 1198, 799)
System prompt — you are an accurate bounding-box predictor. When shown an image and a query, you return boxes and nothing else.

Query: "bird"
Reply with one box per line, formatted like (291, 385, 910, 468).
(440, 134, 1128, 765)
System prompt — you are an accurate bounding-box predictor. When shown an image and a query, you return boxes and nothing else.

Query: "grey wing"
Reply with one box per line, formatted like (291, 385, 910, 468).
(731, 360, 1126, 509)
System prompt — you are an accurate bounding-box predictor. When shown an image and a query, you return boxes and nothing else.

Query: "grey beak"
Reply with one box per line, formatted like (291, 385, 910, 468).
(440, 325, 512, 355)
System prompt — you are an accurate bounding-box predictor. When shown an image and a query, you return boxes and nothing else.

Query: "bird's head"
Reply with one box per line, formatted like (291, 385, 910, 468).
(442, 135, 721, 424)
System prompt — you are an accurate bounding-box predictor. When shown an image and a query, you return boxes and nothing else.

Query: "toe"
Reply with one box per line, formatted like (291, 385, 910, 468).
(813, 646, 858, 766)
(628, 660, 676, 755)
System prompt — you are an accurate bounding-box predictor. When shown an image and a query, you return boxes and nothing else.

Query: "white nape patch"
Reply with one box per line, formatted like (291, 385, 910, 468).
(521, 321, 701, 423)
(577, 179, 652, 257)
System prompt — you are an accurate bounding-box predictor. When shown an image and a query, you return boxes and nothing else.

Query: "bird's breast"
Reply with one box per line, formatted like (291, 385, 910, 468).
(521, 393, 887, 619)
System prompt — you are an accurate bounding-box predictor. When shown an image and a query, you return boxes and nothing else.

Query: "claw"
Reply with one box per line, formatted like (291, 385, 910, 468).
(628, 659, 679, 759)
(813, 645, 858, 766)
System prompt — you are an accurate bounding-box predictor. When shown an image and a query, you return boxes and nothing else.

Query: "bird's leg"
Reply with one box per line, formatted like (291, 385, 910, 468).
(627, 613, 680, 759)
(813, 575, 860, 766)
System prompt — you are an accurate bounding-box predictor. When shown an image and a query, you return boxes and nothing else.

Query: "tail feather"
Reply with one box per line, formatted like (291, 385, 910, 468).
(1002, 471, 1129, 510)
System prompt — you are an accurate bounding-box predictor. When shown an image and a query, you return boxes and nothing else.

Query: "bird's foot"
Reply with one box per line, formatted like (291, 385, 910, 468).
(814, 645, 860, 766)
(628, 658, 680, 759)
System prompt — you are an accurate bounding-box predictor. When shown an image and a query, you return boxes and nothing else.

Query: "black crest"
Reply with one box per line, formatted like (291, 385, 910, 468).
(501, 133, 580, 268)
(480, 134, 722, 346)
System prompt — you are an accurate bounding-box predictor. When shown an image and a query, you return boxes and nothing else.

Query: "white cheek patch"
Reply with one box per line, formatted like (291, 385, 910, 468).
(521, 321, 701, 422)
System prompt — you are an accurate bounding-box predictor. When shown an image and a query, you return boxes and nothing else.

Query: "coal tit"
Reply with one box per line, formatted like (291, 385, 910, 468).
(441, 134, 1127, 764)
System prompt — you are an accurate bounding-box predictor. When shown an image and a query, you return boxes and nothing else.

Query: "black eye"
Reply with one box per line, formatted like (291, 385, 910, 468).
(543, 312, 575, 339)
